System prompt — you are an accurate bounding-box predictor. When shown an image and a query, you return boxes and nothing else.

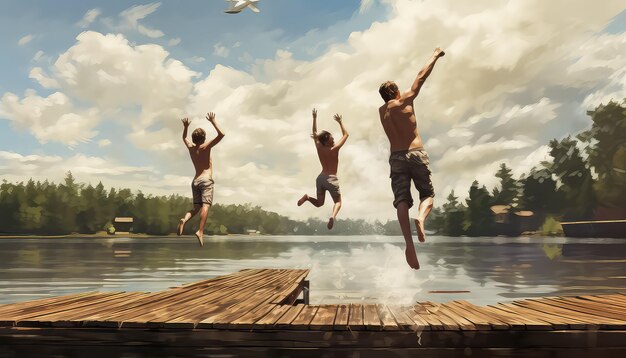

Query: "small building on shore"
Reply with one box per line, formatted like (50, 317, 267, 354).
(113, 217, 133, 234)
(491, 205, 510, 224)
(490, 205, 541, 236)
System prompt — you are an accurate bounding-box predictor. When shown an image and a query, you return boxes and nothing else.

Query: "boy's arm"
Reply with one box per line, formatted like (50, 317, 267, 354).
(402, 47, 445, 102)
(311, 108, 320, 145)
(331, 114, 349, 150)
(200, 112, 225, 149)
(181, 117, 194, 148)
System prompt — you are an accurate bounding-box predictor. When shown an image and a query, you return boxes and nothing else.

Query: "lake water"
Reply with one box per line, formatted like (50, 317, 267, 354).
(1, 235, 625, 306)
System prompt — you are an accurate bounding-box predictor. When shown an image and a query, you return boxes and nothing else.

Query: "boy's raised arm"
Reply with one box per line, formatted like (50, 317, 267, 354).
(311, 108, 323, 146)
(311, 108, 319, 142)
(181, 117, 193, 148)
(201, 112, 225, 149)
(403, 47, 445, 102)
(332, 114, 349, 150)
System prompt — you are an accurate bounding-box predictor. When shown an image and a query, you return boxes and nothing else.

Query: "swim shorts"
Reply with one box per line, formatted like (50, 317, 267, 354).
(191, 175, 214, 205)
(389, 147, 434, 208)
(316, 174, 341, 202)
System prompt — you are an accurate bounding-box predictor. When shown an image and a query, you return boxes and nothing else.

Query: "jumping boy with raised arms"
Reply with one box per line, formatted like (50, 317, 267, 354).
(177, 112, 225, 246)
(297, 108, 349, 230)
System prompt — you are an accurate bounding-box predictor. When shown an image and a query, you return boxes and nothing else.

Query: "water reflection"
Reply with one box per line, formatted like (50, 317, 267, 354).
(0, 236, 625, 306)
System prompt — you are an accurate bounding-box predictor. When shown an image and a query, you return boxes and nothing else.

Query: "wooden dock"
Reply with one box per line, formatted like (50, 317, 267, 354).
(561, 219, 626, 238)
(1, 268, 626, 357)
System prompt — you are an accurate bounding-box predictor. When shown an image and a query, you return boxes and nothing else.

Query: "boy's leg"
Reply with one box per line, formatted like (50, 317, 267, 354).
(328, 195, 341, 230)
(297, 194, 309, 206)
(309, 193, 325, 207)
(390, 159, 419, 270)
(195, 203, 209, 247)
(178, 204, 201, 236)
(195, 178, 214, 247)
(411, 151, 434, 243)
(297, 193, 325, 207)
(299, 175, 327, 208)
(397, 201, 419, 270)
(415, 196, 434, 243)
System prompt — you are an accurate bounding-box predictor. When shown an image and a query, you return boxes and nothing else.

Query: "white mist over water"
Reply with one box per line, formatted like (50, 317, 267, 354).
(306, 244, 434, 305)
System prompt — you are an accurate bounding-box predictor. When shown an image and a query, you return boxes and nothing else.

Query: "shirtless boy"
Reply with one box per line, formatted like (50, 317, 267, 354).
(378, 47, 445, 269)
(297, 108, 349, 230)
(177, 112, 225, 246)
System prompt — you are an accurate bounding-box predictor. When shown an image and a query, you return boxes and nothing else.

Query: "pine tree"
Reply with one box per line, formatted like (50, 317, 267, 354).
(492, 163, 519, 206)
(464, 181, 494, 236)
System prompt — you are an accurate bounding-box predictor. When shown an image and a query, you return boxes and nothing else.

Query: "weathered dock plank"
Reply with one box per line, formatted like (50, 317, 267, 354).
(1, 292, 124, 326)
(481, 304, 552, 330)
(289, 304, 318, 330)
(387, 304, 426, 331)
(309, 304, 337, 330)
(347, 303, 364, 330)
(274, 303, 305, 329)
(450, 300, 510, 330)
(333, 304, 349, 330)
(376, 304, 399, 331)
(252, 303, 292, 329)
(430, 302, 477, 330)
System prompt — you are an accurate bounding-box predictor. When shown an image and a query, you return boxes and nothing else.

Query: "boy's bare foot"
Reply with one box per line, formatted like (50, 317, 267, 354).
(405, 247, 420, 270)
(327, 217, 334, 230)
(195, 231, 204, 247)
(177, 219, 185, 236)
(414, 218, 426, 243)
(297, 194, 309, 206)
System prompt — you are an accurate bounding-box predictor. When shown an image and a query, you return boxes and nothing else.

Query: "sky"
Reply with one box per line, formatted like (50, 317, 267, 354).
(1, 0, 625, 222)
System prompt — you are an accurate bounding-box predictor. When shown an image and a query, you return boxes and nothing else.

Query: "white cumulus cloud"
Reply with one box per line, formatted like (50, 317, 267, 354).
(0, 91, 100, 147)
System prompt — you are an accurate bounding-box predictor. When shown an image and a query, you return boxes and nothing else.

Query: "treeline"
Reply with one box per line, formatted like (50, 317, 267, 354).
(428, 99, 626, 236)
(0, 173, 403, 236)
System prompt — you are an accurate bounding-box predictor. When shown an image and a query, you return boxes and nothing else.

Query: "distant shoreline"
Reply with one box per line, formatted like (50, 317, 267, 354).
(0, 233, 168, 239)
(0, 232, 267, 239)
(0, 232, 559, 239)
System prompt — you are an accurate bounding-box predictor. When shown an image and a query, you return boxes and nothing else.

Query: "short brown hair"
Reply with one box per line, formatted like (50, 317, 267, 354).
(379, 81, 399, 102)
(316, 130, 332, 146)
(192, 128, 206, 145)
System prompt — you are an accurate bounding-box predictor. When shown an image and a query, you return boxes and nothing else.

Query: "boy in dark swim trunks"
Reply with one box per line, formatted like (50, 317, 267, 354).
(297, 108, 349, 230)
(177, 112, 225, 246)
(378, 47, 445, 270)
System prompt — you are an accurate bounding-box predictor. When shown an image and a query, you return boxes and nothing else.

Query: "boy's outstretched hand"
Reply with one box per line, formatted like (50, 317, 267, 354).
(312, 108, 317, 119)
(333, 114, 342, 123)
(434, 47, 445, 58)
(181, 117, 190, 127)
(206, 112, 216, 122)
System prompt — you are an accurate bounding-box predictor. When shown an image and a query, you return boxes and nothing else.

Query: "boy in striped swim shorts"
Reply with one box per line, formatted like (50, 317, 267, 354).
(378, 47, 445, 270)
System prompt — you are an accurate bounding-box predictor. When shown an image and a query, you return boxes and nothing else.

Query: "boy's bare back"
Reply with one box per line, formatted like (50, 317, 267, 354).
(379, 100, 423, 152)
(311, 110, 349, 175)
(315, 144, 340, 175)
(181, 112, 224, 179)
(187, 145, 212, 179)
